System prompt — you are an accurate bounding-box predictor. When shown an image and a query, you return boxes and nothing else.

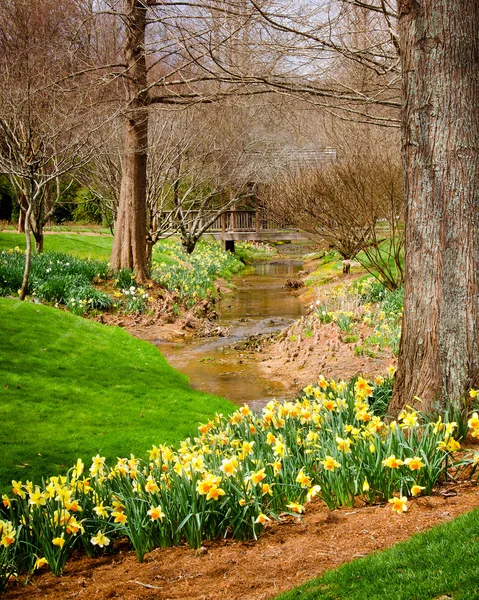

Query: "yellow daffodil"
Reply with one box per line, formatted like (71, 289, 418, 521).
(220, 456, 239, 477)
(296, 470, 312, 488)
(404, 457, 425, 471)
(91, 532, 110, 548)
(261, 483, 273, 496)
(382, 455, 404, 469)
(52, 536, 65, 548)
(93, 503, 109, 519)
(336, 436, 351, 453)
(468, 412, 479, 429)
(112, 511, 127, 524)
(34, 557, 48, 570)
(28, 488, 46, 507)
(306, 485, 321, 501)
(145, 476, 160, 494)
(147, 505, 165, 521)
(321, 456, 341, 471)
(410, 485, 425, 497)
(388, 496, 408, 514)
(287, 502, 305, 514)
(206, 486, 225, 501)
(250, 469, 266, 485)
(255, 513, 271, 524)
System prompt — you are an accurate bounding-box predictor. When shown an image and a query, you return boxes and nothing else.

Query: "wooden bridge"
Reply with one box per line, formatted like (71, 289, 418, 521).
(190, 209, 305, 248)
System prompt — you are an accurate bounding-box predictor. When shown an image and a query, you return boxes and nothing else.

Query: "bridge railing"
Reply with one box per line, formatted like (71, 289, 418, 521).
(161, 210, 295, 233)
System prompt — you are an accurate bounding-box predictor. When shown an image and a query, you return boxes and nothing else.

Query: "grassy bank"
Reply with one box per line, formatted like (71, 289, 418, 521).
(0, 232, 112, 261)
(0, 298, 234, 489)
(276, 507, 479, 600)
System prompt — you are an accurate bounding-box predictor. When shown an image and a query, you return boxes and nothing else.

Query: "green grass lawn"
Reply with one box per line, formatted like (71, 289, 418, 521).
(276, 508, 479, 600)
(0, 297, 234, 490)
(0, 232, 113, 260)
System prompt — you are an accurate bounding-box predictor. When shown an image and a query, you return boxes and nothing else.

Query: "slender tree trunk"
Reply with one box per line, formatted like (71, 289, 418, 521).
(391, 0, 479, 412)
(17, 192, 26, 233)
(19, 203, 33, 301)
(110, 0, 149, 281)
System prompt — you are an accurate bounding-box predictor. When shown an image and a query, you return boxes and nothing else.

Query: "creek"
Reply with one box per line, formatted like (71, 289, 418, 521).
(155, 259, 306, 410)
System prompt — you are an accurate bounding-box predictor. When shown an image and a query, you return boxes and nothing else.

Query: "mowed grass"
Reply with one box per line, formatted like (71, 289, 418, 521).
(276, 508, 479, 600)
(0, 298, 234, 490)
(0, 232, 113, 260)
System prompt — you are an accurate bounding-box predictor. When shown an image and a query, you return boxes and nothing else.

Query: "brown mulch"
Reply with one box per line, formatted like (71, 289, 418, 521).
(4, 482, 479, 600)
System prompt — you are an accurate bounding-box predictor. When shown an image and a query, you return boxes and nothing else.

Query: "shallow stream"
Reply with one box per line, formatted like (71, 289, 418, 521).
(155, 260, 305, 410)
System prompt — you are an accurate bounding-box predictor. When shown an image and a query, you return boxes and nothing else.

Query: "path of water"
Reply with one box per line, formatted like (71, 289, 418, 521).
(155, 260, 305, 410)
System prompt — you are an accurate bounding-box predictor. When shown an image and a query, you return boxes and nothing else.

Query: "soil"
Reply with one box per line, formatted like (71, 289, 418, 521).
(256, 320, 394, 396)
(5, 482, 479, 600)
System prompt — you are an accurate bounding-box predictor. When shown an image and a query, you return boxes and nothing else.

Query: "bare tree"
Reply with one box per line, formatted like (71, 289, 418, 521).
(0, 0, 100, 299)
(262, 149, 403, 284)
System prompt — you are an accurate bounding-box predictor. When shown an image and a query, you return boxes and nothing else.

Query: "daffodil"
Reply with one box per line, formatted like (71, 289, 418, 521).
(382, 455, 404, 469)
(388, 496, 408, 514)
(468, 412, 479, 429)
(93, 503, 109, 518)
(255, 513, 271, 524)
(410, 485, 425, 497)
(321, 456, 341, 471)
(145, 476, 160, 494)
(91, 532, 110, 548)
(34, 557, 49, 570)
(206, 486, 226, 501)
(112, 511, 127, 524)
(404, 457, 425, 471)
(52, 536, 65, 548)
(28, 488, 46, 507)
(250, 469, 266, 485)
(147, 505, 165, 521)
(296, 470, 312, 488)
(287, 502, 305, 514)
(306, 485, 321, 501)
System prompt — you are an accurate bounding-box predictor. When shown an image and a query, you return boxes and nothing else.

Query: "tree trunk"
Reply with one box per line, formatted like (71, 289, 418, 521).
(181, 236, 197, 255)
(391, 0, 479, 413)
(110, 0, 149, 281)
(19, 203, 33, 301)
(33, 229, 44, 253)
(17, 192, 26, 233)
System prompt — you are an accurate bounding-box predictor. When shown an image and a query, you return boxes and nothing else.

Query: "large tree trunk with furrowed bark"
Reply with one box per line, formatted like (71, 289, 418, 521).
(391, 0, 479, 412)
(110, 0, 149, 281)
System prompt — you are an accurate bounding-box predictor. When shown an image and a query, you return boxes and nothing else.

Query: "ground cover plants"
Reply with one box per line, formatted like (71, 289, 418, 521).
(150, 239, 246, 309)
(0, 298, 235, 491)
(2, 371, 478, 593)
(0, 236, 272, 318)
(0, 248, 112, 315)
(308, 276, 403, 358)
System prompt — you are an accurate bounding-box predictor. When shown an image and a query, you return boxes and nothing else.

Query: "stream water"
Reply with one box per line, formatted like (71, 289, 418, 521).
(155, 260, 305, 410)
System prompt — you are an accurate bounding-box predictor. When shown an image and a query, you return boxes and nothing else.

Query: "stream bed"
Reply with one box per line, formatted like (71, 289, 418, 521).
(155, 260, 306, 410)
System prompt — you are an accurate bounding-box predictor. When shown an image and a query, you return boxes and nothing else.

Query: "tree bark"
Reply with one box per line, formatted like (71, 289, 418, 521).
(391, 0, 479, 412)
(17, 192, 26, 233)
(19, 203, 33, 301)
(110, 0, 149, 281)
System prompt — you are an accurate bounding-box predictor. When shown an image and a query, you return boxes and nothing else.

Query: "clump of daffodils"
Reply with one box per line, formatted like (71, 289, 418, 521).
(1, 376, 477, 586)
